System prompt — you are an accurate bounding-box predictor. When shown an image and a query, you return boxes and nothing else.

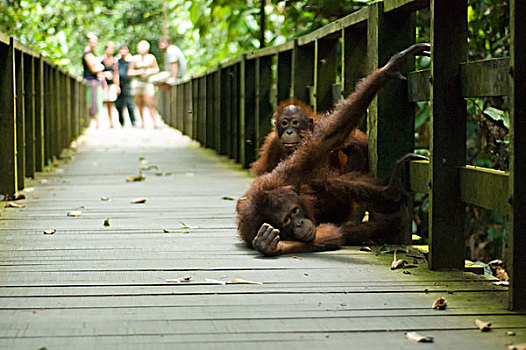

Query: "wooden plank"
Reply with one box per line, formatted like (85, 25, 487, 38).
(0, 38, 17, 195)
(291, 40, 314, 104)
(407, 69, 430, 102)
(428, 0, 467, 270)
(508, 0, 526, 311)
(460, 58, 509, 97)
(342, 22, 367, 99)
(460, 166, 509, 214)
(240, 57, 256, 168)
(409, 159, 429, 193)
(384, 0, 430, 13)
(314, 37, 338, 113)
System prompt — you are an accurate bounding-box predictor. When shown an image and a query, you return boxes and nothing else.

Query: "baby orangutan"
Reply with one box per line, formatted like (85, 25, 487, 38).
(236, 43, 430, 256)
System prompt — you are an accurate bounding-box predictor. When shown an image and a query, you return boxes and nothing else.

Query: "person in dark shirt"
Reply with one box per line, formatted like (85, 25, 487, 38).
(114, 44, 136, 127)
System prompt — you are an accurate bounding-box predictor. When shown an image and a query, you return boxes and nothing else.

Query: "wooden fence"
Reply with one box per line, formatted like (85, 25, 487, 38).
(157, 0, 525, 310)
(0, 34, 88, 195)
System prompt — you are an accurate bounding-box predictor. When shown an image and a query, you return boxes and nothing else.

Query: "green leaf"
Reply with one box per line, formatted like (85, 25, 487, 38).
(483, 107, 509, 129)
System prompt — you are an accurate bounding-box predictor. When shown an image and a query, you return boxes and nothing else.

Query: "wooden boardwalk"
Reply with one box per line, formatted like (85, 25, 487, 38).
(0, 126, 525, 349)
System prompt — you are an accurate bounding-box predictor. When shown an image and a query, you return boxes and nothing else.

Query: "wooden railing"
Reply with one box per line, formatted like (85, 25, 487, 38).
(157, 0, 525, 310)
(0, 34, 88, 195)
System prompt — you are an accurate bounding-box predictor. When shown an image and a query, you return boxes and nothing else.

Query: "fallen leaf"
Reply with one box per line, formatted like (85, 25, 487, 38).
(360, 246, 372, 252)
(67, 210, 82, 217)
(475, 319, 492, 332)
(182, 231, 190, 234)
(432, 297, 447, 310)
(205, 278, 226, 285)
(24, 187, 35, 193)
(493, 281, 510, 287)
(130, 198, 147, 204)
(5, 202, 25, 208)
(506, 332, 516, 336)
(100, 197, 112, 201)
(103, 218, 110, 227)
(391, 259, 408, 270)
(221, 196, 234, 201)
(43, 229, 56, 235)
(230, 278, 263, 285)
(13, 192, 25, 200)
(508, 344, 526, 350)
(126, 175, 145, 182)
(163, 228, 170, 233)
(165, 276, 192, 283)
(291, 255, 303, 260)
(179, 221, 198, 229)
(405, 332, 434, 343)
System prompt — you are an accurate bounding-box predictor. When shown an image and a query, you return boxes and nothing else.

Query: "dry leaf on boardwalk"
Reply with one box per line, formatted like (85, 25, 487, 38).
(432, 297, 447, 310)
(5, 202, 25, 208)
(205, 278, 226, 285)
(126, 175, 145, 182)
(13, 192, 25, 200)
(405, 332, 434, 343)
(508, 344, 526, 350)
(67, 210, 82, 217)
(165, 276, 192, 283)
(390, 249, 409, 270)
(291, 255, 303, 260)
(230, 278, 263, 285)
(43, 229, 56, 235)
(100, 196, 112, 201)
(360, 246, 372, 252)
(103, 219, 110, 227)
(130, 198, 147, 204)
(475, 319, 492, 332)
(163, 229, 170, 233)
(221, 196, 234, 201)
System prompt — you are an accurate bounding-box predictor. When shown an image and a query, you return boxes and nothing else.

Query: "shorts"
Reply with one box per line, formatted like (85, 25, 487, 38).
(86, 78, 102, 116)
(132, 79, 155, 96)
(102, 83, 118, 102)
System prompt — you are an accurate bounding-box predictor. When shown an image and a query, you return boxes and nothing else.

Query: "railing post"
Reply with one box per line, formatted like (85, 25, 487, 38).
(184, 81, 192, 137)
(277, 49, 292, 103)
(206, 73, 215, 149)
(291, 40, 314, 104)
(314, 37, 338, 113)
(15, 48, 26, 190)
(255, 56, 273, 153)
(428, 0, 467, 270)
(367, 2, 416, 178)
(191, 77, 198, 141)
(508, 0, 526, 311)
(239, 56, 256, 168)
(0, 37, 17, 195)
(24, 54, 36, 178)
(220, 67, 232, 156)
(34, 56, 44, 172)
(213, 69, 221, 152)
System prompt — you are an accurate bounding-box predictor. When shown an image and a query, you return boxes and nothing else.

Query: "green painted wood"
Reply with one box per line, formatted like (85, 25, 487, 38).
(407, 69, 430, 102)
(231, 63, 241, 162)
(199, 77, 207, 147)
(15, 49, 25, 191)
(461, 58, 509, 97)
(428, 0, 467, 270)
(34, 56, 44, 172)
(409, 159, 430, 193)
(277, 49, 292, 103)
(384, 0, 430, 13)
(367, 2, 416, 179)
(23, 54, 36, 178)
(314, 37, 338, 113)
(255, 56, 273, 152)
(0, 38, 17, 195)
(508, 0, 526, 311)
(205, 74, 215, 149)
(184, 81, 192, 137)
(191, 78, 198, 141)
(291, 40, 314, 104)
(460, 166, 509, 214)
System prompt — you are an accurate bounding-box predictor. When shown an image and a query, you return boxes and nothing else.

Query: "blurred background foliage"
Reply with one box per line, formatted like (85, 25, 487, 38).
(0, 0, 510, 262)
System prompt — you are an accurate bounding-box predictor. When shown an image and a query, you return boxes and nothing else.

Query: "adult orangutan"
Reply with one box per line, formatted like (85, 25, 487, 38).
(236, 43, 430, 256)
(250, 99, 369, 176)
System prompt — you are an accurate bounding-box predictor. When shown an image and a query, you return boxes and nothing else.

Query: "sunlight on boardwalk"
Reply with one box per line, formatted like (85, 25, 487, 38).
(0, 124, 525, 349)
